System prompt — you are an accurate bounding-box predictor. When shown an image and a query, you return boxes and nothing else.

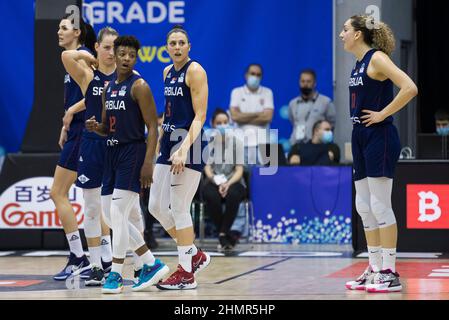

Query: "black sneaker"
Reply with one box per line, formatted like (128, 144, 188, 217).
(85, 266, 105, 286)
(218, 234, 233, 251)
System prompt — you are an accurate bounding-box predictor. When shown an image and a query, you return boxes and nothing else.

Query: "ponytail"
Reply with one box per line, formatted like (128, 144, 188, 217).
(350, 15, 396, 56)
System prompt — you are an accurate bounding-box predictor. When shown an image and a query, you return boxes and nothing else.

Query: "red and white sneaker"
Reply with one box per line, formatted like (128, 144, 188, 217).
(365, 269, 402, 293)
(156, 265, 197, 290)
(345, 265, 377, 290)
(192, 248, 211, 275)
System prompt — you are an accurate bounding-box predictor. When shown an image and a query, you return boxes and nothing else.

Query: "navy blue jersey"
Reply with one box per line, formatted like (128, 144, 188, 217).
(159, 60, 206, 171)
(349, 49, 394, 126)
(104, 72, 145, 146)
(83, 69, 115, 139)
(64, 46, 92, 128)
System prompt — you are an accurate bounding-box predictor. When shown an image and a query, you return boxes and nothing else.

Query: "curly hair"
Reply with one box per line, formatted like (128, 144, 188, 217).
(350, 15, 395, 56)
(113, 35, 141, 53)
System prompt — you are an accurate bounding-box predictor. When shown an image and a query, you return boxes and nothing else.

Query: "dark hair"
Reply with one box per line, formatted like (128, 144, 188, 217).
(312, 120, 331, 135)
(166, 25, 190, 43)
(246, 63, 263, 76)
(61, 14, 96, 54)
(97, 26, 119, 43)
(350, 15, 395, 56)
(435, 108, 449, 121)
(212, 108, 229, 123)
(300, 69, 316, 81)
(114, 35, 141, 53)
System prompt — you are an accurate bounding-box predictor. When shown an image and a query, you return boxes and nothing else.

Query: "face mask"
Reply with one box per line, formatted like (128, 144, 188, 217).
(321, 130, 333, 144)
(216, 124, 229, 135)
(437, 126, 449, 136)
(247, 76, 261, 89)
(300, 87, 313, 96)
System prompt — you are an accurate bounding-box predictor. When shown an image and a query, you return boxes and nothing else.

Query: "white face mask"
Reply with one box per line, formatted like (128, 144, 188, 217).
(247, 75, 261, 89)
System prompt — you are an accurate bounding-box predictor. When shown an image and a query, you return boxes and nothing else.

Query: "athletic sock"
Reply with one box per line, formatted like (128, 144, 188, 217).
(111, 262, 123, 275)
(178, 245, 194, 273)
(66, 231, 84, 258)
(367, 246, 382, 272)
(132, 251, 143, 271)
(140, 250, 156, 267)
(100, 235, 113, 263)
(382, 247, 397, 272)
(88, 245, 102, 267)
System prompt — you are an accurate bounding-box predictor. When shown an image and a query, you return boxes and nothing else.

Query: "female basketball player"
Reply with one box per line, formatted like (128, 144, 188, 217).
(52, 16, 96, 281)
(86, 35, 168, 294)
(148, 26, 210, 290)
(340, 15, 418, 293)
(61, 27, 120, 286)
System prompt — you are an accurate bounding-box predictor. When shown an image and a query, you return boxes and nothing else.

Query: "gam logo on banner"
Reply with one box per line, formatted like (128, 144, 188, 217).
(407, 184, 449, 229)
(0, 177, 85, 229)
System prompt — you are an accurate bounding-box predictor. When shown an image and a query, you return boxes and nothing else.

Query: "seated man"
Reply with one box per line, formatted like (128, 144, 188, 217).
(288, 120, 340, 165)
(202, 108, 246, 250)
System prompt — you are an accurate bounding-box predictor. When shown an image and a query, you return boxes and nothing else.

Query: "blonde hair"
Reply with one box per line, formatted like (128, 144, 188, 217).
(350, 15, 395, 56)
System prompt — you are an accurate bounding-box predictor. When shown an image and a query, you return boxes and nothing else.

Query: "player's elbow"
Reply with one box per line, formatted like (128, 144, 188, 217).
(408, 83, 418, 97)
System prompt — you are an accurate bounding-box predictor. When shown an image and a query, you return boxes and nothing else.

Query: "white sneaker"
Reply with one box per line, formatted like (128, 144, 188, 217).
(345, 265, 377, 290)
(365, 269, 402, 293)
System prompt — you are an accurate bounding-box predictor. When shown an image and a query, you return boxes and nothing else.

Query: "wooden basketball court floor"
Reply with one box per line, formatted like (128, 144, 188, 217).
(0, 241, 448, 300)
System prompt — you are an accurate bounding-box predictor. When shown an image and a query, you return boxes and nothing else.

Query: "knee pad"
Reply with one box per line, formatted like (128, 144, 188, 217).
(101, 195, 112, 229)
(370, 195, 397, 228)
(171, 196, 193, 230)
(129, 201, 144, 233)
(148, 192, 176, 231)
(110, 191, 137, 259)
(83, 188, 102, 238)
(355, 195, 378, 231)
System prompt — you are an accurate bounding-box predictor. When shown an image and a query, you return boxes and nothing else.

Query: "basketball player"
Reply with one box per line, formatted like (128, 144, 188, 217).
(340, 15, 418, 292)
(86, 35, 168, 294)
(52, 15, 96, 281)
(148, 26, 210, 290)
(61, 27, 121, 286)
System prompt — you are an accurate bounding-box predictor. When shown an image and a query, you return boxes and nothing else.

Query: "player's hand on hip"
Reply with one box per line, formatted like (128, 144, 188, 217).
(169, 149, 186, 175)
(361, 109, 386, 127)
(58, 127, 67, 149)
(85, 116, 98, 132)
(140, 163, 153, 189)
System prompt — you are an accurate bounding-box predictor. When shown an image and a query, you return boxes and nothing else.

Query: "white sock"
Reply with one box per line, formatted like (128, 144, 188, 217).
(100, 235, 113, 263)
(111, 262, 123, 275)
(132, 251, 143, 271)
(88, 246, 102, 267)
(178, 245, 193, 273)
(66, 231, 84, 258)
(191, 244, 198, 256)
(140, 250, 156, 266)
(367, 246, 382, 272)
(382, 248, 397, 272)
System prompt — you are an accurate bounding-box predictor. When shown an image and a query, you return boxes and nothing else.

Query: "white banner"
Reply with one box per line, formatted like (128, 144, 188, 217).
(0, 177, 85, 229)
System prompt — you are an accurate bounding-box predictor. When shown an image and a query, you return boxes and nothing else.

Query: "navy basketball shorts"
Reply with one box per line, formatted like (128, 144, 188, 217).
(156, 138, 207, 173)
(58, 123, 83, 172)
(101, 142, 146, 195)
(352, 123, 401, 181)
(76, 137, 106, 189)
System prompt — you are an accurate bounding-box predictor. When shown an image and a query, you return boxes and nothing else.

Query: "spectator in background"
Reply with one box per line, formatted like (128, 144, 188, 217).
(229, 64, 274, 165)
(203, 108, 246, 250)
(289, 120, 340, 165)
(288, 69, 336, 146)
(435, 108, 449, 136)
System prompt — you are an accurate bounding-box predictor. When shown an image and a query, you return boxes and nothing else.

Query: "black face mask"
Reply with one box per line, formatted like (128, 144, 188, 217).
(300, 87, 313, 96)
